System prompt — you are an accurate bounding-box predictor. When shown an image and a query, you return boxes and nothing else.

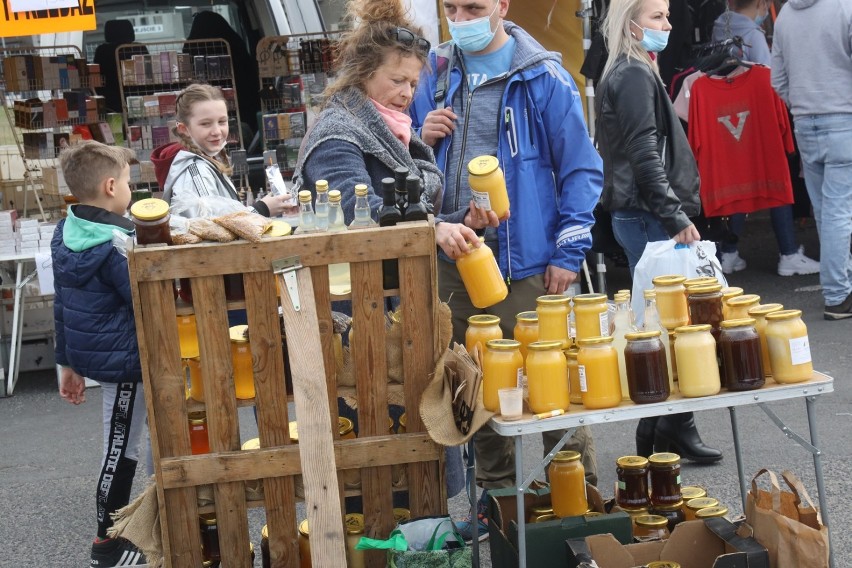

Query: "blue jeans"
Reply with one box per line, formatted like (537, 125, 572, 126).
(721, 206, 798, 256)
(794, 114, 852, 306)
(611, 208, 671, 277)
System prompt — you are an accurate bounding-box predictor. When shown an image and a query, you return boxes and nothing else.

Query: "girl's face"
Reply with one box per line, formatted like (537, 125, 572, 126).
(364, 52, 423, 112)
(633, 0, 672, 33)
(177, 99, 229, 156)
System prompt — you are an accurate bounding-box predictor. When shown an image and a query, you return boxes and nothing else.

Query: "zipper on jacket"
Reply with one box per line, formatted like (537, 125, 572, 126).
(453, 88, 475, 212)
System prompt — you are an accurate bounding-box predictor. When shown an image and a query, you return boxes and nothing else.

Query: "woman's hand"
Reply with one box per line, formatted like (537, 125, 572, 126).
(436, 222, 480, 260)
(261, 194, 299, 217)
(673, 223, 701, 244)
(464, 201, 506, 230)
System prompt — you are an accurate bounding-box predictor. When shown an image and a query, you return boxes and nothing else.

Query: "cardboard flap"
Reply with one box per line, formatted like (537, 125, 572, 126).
(585, 533, 646, 568)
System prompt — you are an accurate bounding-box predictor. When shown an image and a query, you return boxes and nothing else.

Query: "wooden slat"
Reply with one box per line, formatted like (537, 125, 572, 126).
(277, 266, 347, 568)
(214, 483, 251, 568)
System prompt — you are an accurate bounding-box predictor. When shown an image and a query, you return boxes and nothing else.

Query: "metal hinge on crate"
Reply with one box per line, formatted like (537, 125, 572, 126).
(272, 255, 302, 311)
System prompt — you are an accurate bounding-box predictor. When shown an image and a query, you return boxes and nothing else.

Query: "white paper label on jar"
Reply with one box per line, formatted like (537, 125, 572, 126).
(471, 189, 492, 211)
(599, 312, 608, 336)
(578, 365, 588, 392)
(789, 336, 812, 365)
(516, 367, 524, 388)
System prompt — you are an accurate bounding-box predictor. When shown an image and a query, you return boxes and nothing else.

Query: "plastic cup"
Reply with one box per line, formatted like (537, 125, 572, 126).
(498, 387, 524, 421)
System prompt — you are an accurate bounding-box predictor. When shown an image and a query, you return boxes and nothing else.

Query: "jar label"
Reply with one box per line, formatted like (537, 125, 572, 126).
(516, 367, 524, 388)
(579, 365, 588, 392)
(599, 312, 608, 336)
(617, 481, 626, 490)
(677, 474, 681, 484)
(471, 189, 492, 211)
(789, 336, 812, 365)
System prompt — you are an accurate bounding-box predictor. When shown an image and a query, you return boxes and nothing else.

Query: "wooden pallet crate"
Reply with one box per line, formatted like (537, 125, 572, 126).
(127, 220, 447, 568)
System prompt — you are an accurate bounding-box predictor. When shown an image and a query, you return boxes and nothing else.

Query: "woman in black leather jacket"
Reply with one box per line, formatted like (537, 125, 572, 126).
(595, 0, 721, 464)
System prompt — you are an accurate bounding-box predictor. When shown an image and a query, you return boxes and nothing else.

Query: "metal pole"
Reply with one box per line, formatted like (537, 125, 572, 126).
(466, 437, 479, 566)
(728, 406, 748, 510)
(806, 396, 834, 568)
(515, 435, 527, 568)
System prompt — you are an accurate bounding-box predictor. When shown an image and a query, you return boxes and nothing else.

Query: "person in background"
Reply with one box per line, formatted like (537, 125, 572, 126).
(596, 0, 722, 464)
(93, 19, 148, 113)
(710, 0, 820, 276)
(410, 0, 603, 542)
(52, 141, 148, 567)
(772, 0, 852, 319)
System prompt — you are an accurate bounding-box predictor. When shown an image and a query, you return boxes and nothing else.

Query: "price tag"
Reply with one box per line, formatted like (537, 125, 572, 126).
(471, 189, 492, 211)
(578, 365, 588, 392)
(789, 336, 812, 365)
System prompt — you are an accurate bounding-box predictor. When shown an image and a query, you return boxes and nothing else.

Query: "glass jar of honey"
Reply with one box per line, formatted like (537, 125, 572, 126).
(695, 506, 729, 520)
(565, 348, 583, 405)
(649, 452, 682, 507)
(199, 513, 221, 563)
(684, 497, 720, 521)
(177, 315, 200, 359)
(187, 356, 204, 402)
(188, 411, 210, 455)
(482, 339, 524, 412)
(130, 198, 172, 245)
(647, 562, 681, 568)
(230, 325, 255, 399)
(526, 341, 569, 413)
(680, 486, 707, 504)
(298, 519, 312, 568)
(649, 501, 686, 533)
(633, 514, 670, 541)
(624, 330, 670, 404)
(748, 304, 784, 379)
(345, 513, 366, 568)
(616, 456, 650, 509)
(686, 283, 723, 341)
(674, 324, 721, 397)
(549, 450, 588, 517)
(467, 155, 510, 218)
(577, 336, 622, 410)
(721, 287, 744, 320)
(536, 295, 571, 348)
(653, 275, 689, 330)
(765, 310, 812, 383)
(726, 294, 761, 320)
(683, 276, 718, 290)
(455, 239, 508, 309)
(513, 311, 539, 366)
(572, 293, 609, 342)
(466, 314, 503, 355)
(719, 318, 765, 391)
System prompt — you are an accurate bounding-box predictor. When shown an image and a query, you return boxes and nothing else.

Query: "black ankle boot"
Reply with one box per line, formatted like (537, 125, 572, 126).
(635, 417, 658, 457)
(654, 412, 722, 464)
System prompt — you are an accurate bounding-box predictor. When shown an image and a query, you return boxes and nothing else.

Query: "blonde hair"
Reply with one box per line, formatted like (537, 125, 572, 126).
(174, 83, 232, 175)
(60, 141, 136, 201)
(325, 0, 428, 103)
(600, 0, 664, 82)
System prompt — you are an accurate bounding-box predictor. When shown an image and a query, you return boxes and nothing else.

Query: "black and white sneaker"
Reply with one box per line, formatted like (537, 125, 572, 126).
(90, 538, 147, 567)
(824, 291, 852, 321)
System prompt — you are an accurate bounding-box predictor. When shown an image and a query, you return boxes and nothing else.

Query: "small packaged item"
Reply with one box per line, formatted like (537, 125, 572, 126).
(214, 211, 273, 242)
(188, 218, 237, 242)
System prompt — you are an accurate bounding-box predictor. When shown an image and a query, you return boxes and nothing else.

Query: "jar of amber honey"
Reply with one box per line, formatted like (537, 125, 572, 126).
(455, 239, 508, 309)
(466, 314, 502, 355)
(721, 287, 744, 320)
(572, 294, 609, 342)
(514, 311, 539, 365)
(726, 294, 761, 320)
(719, 318, 765, 391)
(549, 450, 588, 517)
(653, 275, 689, 330)
(649, 452, 682, 507)
(176, 315, 199, 359)
(616, 456, 650, 509)
(297, 519, 312, 568)
(565, 348, 583, 405)
(765, 310, 812, 383)
(187, 356, 204, 402)
(467, 155, 509, 218)
(686, 283, 723, 341)
(188, 411, 210, 455)
(230, 325, 255, 399)
(526, 341, 569, 413)
(482, 339, 523, 412)
(624, 330, 669, 404)
(536, 295, 571, 348)
(577, 336, 622, 409)
(130, 198, 172, 245)
(633, 514, 670, 541)
(748, 303, 783, 379)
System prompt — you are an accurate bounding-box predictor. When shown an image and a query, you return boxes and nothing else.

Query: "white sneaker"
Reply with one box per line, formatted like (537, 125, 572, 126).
(721, 251, 747, 274)
(778, 246, 820, 276)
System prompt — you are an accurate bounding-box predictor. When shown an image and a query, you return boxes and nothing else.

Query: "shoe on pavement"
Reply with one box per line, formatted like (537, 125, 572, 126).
(90, 537, 147, 567)
(455, 490, 490, 543)
(720, 251, 747, 274)
(778, 246, 820, 276)
(824, 291, 852, 321)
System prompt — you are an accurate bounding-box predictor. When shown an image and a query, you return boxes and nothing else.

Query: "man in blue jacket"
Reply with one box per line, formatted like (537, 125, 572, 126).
(410, 0, 603, 541)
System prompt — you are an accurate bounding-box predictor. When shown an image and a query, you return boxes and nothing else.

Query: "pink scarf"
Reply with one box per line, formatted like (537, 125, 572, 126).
(371, 98, 412, 146)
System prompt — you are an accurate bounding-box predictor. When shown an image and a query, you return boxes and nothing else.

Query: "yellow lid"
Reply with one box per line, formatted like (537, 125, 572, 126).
(727, 294, 761, 307)
(765, 309, 803, 322)
(530, 505, 554, 514)
(648, 452, 680, 465)
(298, 190, 312, 202)
(468, 314, 501, 326)
(625, 330, 662, 341)
(339, 417, 355, 437)
(486, 339, 521, 351)
(674, 324, 711, 334)
(329, 189, 342, 202)
(515, 311, 538, 322)
(686, 283, 723, 294)
(564, 347, 579, 360)
(647, 562, 681, 568)
(241, 437, 260, 450)
(261, 524, 268, 539)
(535, 513, 560, 523)
(130, 198, 169, 221)
(616, 455, 649, 469)
(527, 340, 565, 351)
(199, 512, 217, 526)
(467, 154, 499, 176)
(572, 293, 608, 305)
(315, 179, 329, 192)
(188, 410, 206, 425)
(345, 513, 365, 535)
(681, 486, 707, 501)
(621, 506, 649, 515)
(643, 289, 657, 299)
(721, 286, 744, 300)
(552, 450, 581, 463)
(299, 519, 309, 537)
(720, 318, 756, 329)
(393, 508, 411, 523)
(684, 276, 719, 288)
(288, 421, 299, 442)
(686, 497, 720, 511)
(577, 336, 615, 346)
(229, 324, 249, 343)
(617, 289, 631, 297)
(652, 275, 686, 286)
(651, 500, 684, 511)
(695, 506, 729, 519)
(354, 184, 368, 196)
(614, 292, 630, 303)
(536, 294, 571, 305)
(265, 220, 292, 237)
(634, 514, 669, 528)
(749, 303, 784, 316)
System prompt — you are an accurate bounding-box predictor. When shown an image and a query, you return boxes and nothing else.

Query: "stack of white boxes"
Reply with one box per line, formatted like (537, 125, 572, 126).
(0, 211, 16, 256)
(16, 218, 39, 255)
(38, 223, 57, 251)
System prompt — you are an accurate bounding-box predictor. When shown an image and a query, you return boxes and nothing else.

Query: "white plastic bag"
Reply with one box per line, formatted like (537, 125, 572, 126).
(631, 239, 727, 327)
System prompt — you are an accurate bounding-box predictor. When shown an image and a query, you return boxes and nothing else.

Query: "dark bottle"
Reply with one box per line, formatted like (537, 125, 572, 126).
(393, 167, 409, 217)
(404, 175, 428, 222)
(379, 177, 402, 290)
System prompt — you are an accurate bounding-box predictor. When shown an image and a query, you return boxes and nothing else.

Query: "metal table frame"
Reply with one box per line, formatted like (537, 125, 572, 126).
(478, 373, 835, 568)
(0, 252, 40, 396)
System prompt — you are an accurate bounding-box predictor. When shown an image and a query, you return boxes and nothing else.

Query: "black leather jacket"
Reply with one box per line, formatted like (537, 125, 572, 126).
(595, 55, 700, 236)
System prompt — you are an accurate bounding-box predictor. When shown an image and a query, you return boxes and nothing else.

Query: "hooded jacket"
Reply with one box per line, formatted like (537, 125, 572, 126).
(52, 205, 141, 383)
(711, 10, 771, 66)
(771, 0, 852, 117)
(410, 22, 603, 279)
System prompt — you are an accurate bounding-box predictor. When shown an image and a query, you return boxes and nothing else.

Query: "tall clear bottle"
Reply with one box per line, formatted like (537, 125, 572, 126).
(379, 177, 403, 289)
(298, 190, 316, 231)
(611, 292, 633, 401)
(314, 180, 329, 231)
(643, 289, 674, 392)
(403, 175, 428, 221)
(327, 189, 346, 232)
(349, 184, 375, 228)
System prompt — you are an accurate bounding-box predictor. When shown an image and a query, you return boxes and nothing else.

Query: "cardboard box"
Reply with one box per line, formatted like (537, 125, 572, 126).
(567, 518, 769, 568)
(487, 484, 632, 568)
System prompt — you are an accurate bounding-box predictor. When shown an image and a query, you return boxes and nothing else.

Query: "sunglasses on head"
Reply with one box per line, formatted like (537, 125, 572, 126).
(390, 27, 431, 55)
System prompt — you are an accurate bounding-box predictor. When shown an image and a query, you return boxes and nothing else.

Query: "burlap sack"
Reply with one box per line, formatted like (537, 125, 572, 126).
(107, 480, 163, 567)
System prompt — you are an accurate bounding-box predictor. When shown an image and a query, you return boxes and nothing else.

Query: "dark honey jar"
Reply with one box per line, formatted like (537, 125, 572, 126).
(199, 513, 220, 563)
(719, 318, 765, 391)
(624, 331, 670, 403)
(648, 452, 682, 507)
(616, 456, 650, 509)
(686, 284, 723, 341)
(130, 198, 172, 246)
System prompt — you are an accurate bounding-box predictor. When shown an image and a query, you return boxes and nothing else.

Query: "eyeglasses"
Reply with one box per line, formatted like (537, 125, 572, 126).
(390, 27, 431, 55)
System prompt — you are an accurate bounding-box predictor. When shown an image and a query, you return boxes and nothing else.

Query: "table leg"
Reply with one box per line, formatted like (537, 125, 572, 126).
(466, 437, 479, 566)
(7, 260, 24, 396)
(806, 396, 834, 568)
(728, 406, 748, 511)
(515, 435, 526, 568)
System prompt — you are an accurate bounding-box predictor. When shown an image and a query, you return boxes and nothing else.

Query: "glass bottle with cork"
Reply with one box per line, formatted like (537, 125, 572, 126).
(314, 180, 329, 231)
(327, 189, 346, 232)
(297, 190, 316, 232)
(349, 184, 376, 228)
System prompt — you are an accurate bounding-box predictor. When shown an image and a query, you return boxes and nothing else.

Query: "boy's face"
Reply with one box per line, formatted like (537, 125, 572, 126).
(108, 164, 132, 215)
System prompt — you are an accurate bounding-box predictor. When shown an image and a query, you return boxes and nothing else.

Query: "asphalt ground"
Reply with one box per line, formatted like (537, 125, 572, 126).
(1, 211, 849, 567)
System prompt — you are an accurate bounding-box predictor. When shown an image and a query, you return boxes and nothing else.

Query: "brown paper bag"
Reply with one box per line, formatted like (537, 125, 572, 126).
(745, 468, 829, 568)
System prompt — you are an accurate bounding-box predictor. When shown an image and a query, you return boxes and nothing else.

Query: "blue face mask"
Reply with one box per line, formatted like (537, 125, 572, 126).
(632, 21, 670, 53)
(447, 2, 500, 53)
(754, 11, 768, 26)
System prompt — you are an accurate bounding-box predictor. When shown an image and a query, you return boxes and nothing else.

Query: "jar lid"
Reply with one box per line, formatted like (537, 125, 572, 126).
(617, 289, 631, 297)
(299, 519, 310, 537)
(229, 324, 249, 343)
(572, 293, 608, 305)
(652, 275, 686, 286)
(515, 311, 538, 322)
(634, 514, 669, 528)
(241, 437, 260, 450)
(686, 283, 722, 294)
(188, 410, 206, 425)
(262, 524, 268, 539)
(651, 500, 684, 511)
(315, 179, 329, 192)
(686, 497, 720, 511)
(643, 289, 656, 299)
(648, 452, 681, 465)
(695, 506, 729, 519)
(393, 508, 411, 523)
(203, 561, 214, 568)
(329, 189, 342, 202)
(199, 512, 217, 526)
(345, 513, 365, 535)
(684, 276, 719, 288)
(339, 417, 355, 437)
(681, 486, 707, 500)
(647, 562, 682, 568)
(130, 198, 169, 221)
(530, 505, 554, 514)
(552, 450, 581, 462)
(727, 294, 761, 307)
(673, 324, 711, 334)
(354, 183, 368, 196)
(266, 220, 292, 237)
(527, 340, 565, 351)
(486, 339, 521, 351)
(720, 318, 756, 328)
(467, 154, 499, 176)
(468, 314, 501, 326)
(616, 455, 649, 469)
(721, 286, 744, 299)
(577, 336, 615, 346)
(614, 292, 630, 303)
(289, 421, 300, 442)
(765, 309, 803, 321)
(625, 330, 662, 341)
(749, 303, 784, 316)
(298, 190, 312, 202)
(535, 513, 560, 523)
(536, 294, 571, 305)
(621, 506, 649, 515)
(564, 347, 579, 360)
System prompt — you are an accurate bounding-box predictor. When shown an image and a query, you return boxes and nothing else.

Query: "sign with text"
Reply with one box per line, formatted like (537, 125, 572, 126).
(0, 0, 95, 37)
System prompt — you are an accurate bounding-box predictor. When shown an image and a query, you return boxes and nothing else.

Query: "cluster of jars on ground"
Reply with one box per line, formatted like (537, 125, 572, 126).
(469, 274, 814, 418)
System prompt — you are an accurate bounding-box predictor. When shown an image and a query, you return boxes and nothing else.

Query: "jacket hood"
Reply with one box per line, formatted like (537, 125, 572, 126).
(150, 142, 183, 189)
(57, 206, 133, 287)
(504, 21, 561, 75)
(788, 0, 818, 8)
(713, 11, 762, 36)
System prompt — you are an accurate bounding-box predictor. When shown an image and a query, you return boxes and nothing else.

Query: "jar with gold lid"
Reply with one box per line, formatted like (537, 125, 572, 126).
(683, 276, 719, 289)
(573, 293, 609, 342)
(188, 411, 210, 455)
(565, 348, 583, 404)
(748, 303, 784, 379)
(616, 456, 650, 509)
(695, 506, 729, 520)
(549, 450, 588, 517)
(679, 486, 707, 516)
(230, 325, 255, 399)
(536, 295, 571, 348)
(177, 314, 199, 359)
(647, 562, 682, 568)
(577, 336, 622, 409)
(297, 519, 311, 568)
(199, 513, 221, 564)
(686, 283, 724, 341)
(466, 314, 502, 355)
(674, 324, 721, 397)
(765, 309, 812, 384)
(526, 341, 569, 413)
(719, 318, 765, 391)
(513, 311, 539, 366)
(685, 497, 720, 521)
(624, 330, 669, 404)
(721, 287, 744, 320)
(482, 339, 523, 412)
(455, 239, 508, 309)
(528, 505, 556, 523)
(345, 513, 366, 568)
(467, 155, 509, 218)
(130, 198, 172, 245)
(653, 275, 689, 330)
(726, 294, 761, 320)
(633, 514, 671, 541)
(649, 500, 686, 532)
(649, 452, 681, 507)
